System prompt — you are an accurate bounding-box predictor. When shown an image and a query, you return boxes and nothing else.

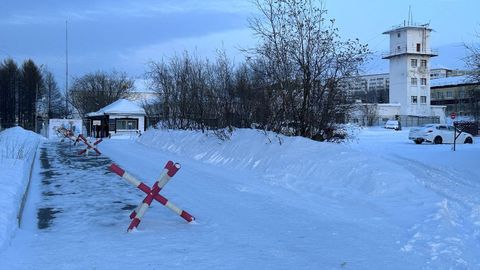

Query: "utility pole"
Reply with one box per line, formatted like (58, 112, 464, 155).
(65, 20, 69, 118)
(35, 83, 38, 133)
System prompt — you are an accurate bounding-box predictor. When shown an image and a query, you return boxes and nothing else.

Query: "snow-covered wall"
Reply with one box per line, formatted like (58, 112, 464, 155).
(0, 127, 42, 251)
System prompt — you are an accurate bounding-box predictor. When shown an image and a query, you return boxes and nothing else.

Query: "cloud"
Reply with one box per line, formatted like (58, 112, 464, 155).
(0, 0, 255, 26)
(128, 27, 254, 62)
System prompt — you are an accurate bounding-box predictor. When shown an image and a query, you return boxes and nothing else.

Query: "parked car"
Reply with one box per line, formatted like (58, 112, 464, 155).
(384, 120, 401, 130)
(408, 124, 474, 144)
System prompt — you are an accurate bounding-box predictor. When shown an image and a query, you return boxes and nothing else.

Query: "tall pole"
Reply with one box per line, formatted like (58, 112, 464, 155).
(65, 20, 69, 118)
(35, 83, 38, 133)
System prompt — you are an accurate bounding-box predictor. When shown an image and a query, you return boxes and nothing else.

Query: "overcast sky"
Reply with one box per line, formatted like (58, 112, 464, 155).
(1, 0, 479, 91)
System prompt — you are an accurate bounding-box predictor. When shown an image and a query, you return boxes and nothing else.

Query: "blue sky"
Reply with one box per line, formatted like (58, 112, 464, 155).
(0, 0, 479, 90)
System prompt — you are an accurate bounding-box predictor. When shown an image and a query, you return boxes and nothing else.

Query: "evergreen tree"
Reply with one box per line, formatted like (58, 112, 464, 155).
(0, 59, 19, 128)
(18, 59, 43, 130)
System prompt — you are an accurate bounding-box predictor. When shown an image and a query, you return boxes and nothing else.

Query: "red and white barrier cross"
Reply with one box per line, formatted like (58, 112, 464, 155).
(109, 161, 195, 231)
(77, 134, 102, 156)
(56, 127, 79, 143)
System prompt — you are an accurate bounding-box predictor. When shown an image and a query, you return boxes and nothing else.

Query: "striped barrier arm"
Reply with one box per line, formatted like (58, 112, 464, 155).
(56, 128, 79, 143)
(108, 161, 194, 231)
(110, 164, 151, 231)
(129, 161, 180, 219)
(78, 135, 102, 155)
(109, 163, 150, 193)
(152, 193, 195, 223)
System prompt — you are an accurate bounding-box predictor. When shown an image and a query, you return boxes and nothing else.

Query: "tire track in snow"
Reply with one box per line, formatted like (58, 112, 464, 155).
(387, 154, 480, 270)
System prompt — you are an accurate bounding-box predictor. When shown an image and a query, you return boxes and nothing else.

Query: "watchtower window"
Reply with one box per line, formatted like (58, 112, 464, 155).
(416, 43, 421, 52)
(411, 59, 418, 68)
(411, 78, 418, 86)
(420, 59, 427, 68)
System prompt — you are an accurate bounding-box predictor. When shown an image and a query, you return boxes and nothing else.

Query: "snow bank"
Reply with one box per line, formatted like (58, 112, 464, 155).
(0, 127, 42, 251)
(138, 128, 420, 204)
(135, 128, 480, 268)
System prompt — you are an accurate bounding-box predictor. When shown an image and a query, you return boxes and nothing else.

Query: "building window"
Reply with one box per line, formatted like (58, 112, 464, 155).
(411, 59, 418, 68)
(421, 78, 427, 85)
(416, 43, 421, 52)
(411, 96, 418, 103)
(116, 119, 138, 130)
(397, 33, 401, 38)
(421, 59, 427, 68)
(411, 78, 418, 85)
(420, 96, 427, 104)
(446, 91, 452, 98)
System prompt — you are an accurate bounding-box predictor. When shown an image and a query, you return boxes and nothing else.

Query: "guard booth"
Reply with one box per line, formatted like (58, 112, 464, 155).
(86, 115, 109, 138)
(86, 99, 146, 138)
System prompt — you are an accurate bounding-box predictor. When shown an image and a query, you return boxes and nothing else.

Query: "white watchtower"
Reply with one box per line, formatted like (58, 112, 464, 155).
(382, 22, 437, 116)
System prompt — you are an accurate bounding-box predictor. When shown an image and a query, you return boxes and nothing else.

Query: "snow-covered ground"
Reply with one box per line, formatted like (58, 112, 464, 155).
(0, 126, 479, 269)
(0, 127, 42, 251)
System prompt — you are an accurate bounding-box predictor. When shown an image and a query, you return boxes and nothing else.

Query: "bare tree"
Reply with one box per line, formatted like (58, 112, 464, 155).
(465, 31, 480, 83)
(359, 104, 379, 126)
(41, 69, 65, 119)
(144, 0, 368, 141)
(248, 0, 369, 139)
(68, 71, 134, 117)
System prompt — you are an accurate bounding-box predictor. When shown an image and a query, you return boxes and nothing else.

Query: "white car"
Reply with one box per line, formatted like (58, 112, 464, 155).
(384, 120, 400, 130)
(409, 124, 474, 144)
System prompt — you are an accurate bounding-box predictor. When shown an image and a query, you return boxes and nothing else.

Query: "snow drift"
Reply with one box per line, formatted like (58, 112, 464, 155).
(135, 127, 480, 269)
(0, 127, 42, 251)
(138, 128, 422, 211)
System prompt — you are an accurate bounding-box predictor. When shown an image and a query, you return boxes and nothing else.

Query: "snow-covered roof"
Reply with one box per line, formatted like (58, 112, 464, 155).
(86, 99, 146, 116)
(430, 75, 476, 88)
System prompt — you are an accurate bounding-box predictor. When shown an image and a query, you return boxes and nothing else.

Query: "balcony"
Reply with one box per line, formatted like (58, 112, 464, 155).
(382, 46, 439, 59)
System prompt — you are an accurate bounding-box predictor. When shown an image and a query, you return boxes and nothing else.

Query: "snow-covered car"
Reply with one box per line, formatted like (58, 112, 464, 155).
(408, 124, 474, 144)
(384, 120, 400, 130)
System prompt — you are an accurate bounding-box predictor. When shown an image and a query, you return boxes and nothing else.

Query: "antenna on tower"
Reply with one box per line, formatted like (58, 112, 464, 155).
(408, 5, 413, 26)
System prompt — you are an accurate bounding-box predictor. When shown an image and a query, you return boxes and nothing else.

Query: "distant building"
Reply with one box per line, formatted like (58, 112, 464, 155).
(349, 21, 449, 126)
(431, 75, 480, 120)
(430, 67, 470, 80)
(346, 67, 468, 105)
(86, 99, 146, 138)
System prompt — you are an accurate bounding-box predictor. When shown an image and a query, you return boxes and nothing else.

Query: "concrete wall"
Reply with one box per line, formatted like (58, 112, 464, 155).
(48, 119, 83, 140)
(389, 56, 408, 112)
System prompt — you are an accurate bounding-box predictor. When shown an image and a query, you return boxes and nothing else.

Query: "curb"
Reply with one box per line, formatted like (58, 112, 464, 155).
(17, 142, 40, 228)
